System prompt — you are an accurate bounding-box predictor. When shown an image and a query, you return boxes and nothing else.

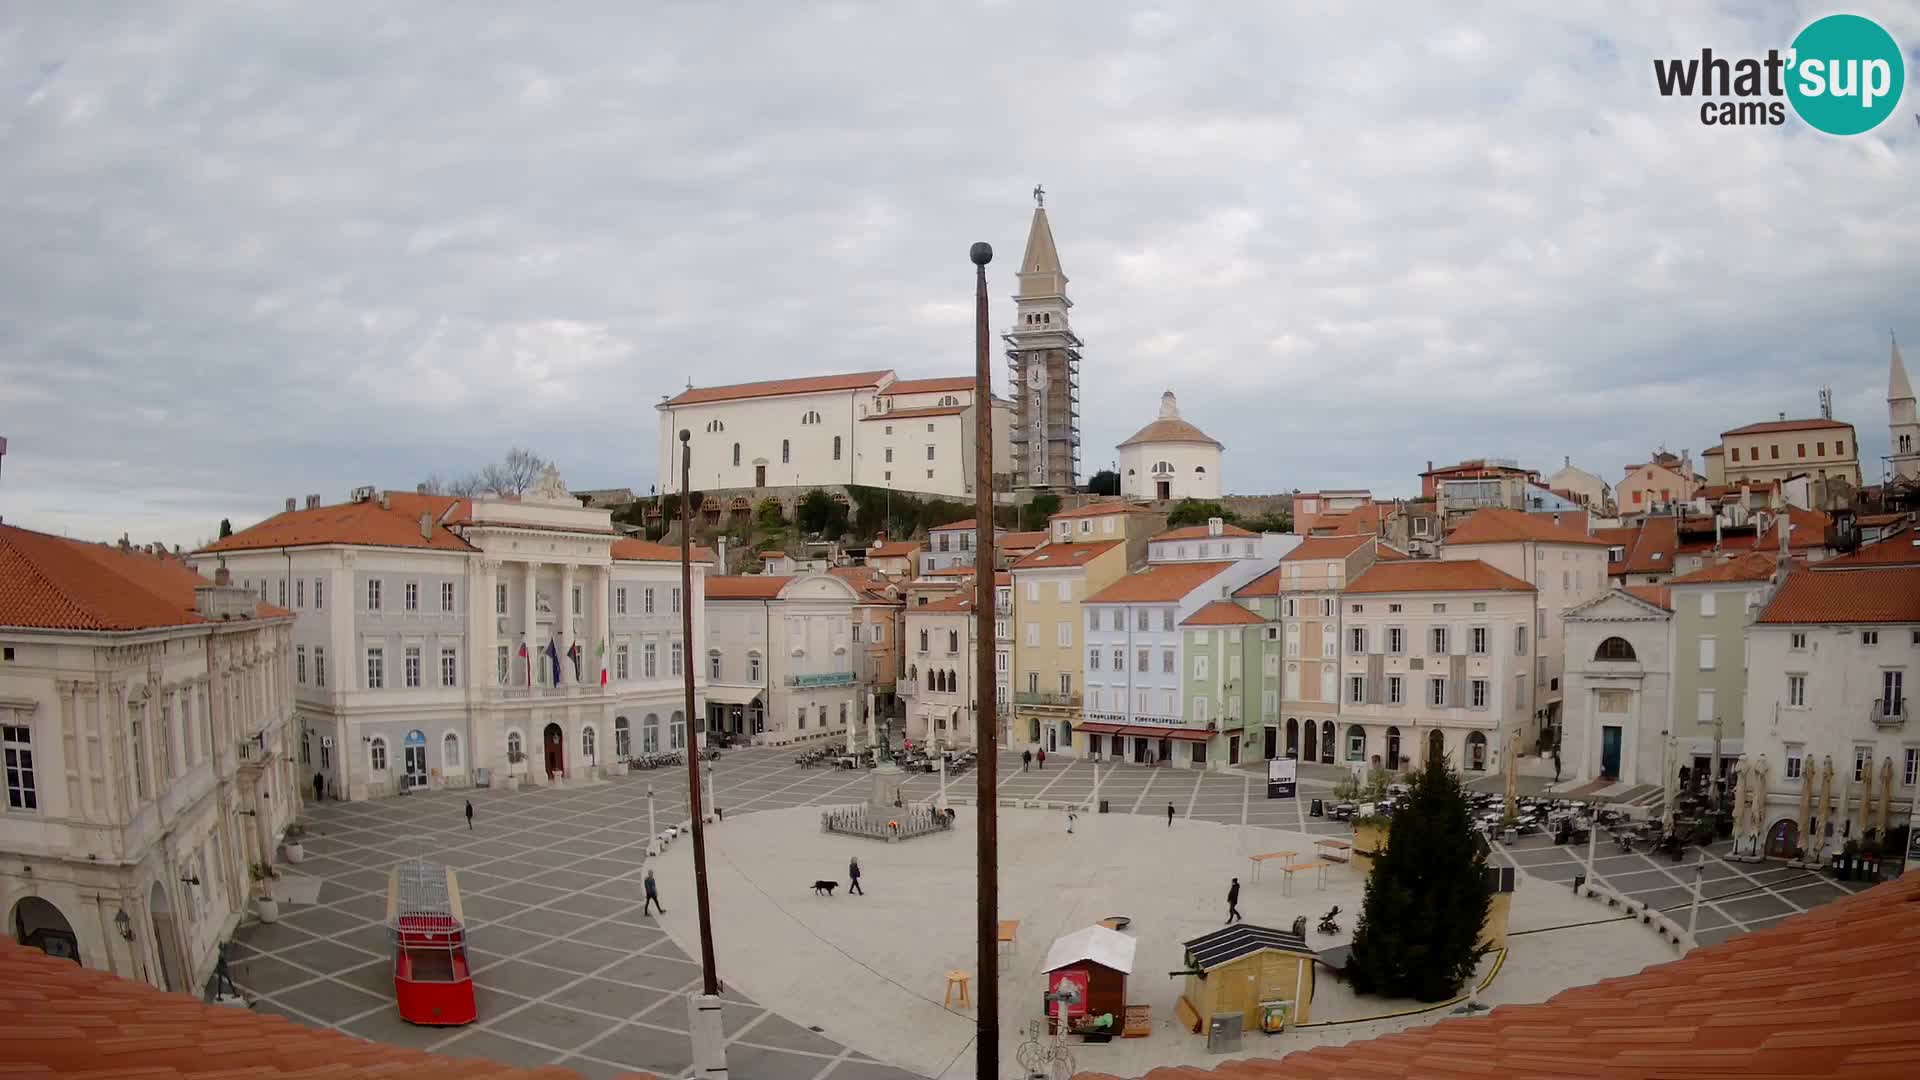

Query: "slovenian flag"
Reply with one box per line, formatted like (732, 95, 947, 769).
(567, 640, 582, 683)
(519, 639, 530, 686)
(597, 639, 608, 685)
(545, 639, 561, 686)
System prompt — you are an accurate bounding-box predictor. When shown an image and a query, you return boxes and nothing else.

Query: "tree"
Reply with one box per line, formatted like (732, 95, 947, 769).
(1021, 493, 1061, 531)
(1165, 499, 1237, 528)
(1087, 469, 1121, 497)
(796, 489, 848, 537)
(1242, 511, 1292, 533)
(755, 497, 787, 531)
(1345, 753, 1492, 1001)
(422, 447, 548, 499)
(218, 518, 233, 539)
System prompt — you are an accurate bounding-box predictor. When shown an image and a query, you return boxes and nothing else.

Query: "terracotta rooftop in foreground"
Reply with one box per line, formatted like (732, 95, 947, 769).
(1756, 565, 1920, 624)
(1279, 534, 1375, 562)
(0, 941, 648, 1080)
(1, 524, 286, 631)
(1815, 530, 1920, 569)
(1077, 870, 1920, 1080)
(1346, 559, 1534, 595)
(864, 540, 920, 558)
(884, 375, 974, 395)
(1445, 507, 1608, 547)
(1623, 584, 1673, 611)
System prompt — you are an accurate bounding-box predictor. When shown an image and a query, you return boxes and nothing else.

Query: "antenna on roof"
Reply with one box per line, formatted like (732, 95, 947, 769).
(1818, 386, 1832, 420)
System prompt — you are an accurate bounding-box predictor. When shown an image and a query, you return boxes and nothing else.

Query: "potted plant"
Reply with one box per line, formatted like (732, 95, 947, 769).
(282, 822, 307, 865)
(250, 862, 279, 923)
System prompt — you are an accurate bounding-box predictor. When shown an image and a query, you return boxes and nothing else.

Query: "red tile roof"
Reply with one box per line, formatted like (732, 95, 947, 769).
(1666, 551, 1781, 585)
(1279, 534, 1375, 562)
(1756, 506, 1833, 553)
(610, 538, 714, 564)
(1444, 508, 1608, 547)
(1232, 566, 1284, 599)
(1, 525, 285, 631)
(660, 369, 891, 407)
(1815, 531, 1920, 569)
(1620, 514, 1680, 575)
(885, 376, 974, 395)
(1049, 500, 1158, 521)
(1722, 416, 1855, 435)
(930, 518, 996, 532)
(0, 940, 649, 1080)
(1181, 599, 1265, 626)
(1307, 501, 1383, 536)
(860, 404, 968, 421)
(1623, 584, 1673, 611)
(922, 591, 978, 613)
(922, 566, 977, 577)
(1012, 540, 1122, 570)
(704, 575, 794, 600)
(1701, 444, 1724, 456)
(1000, 530, 1050, 550)
(1153, 523, 1257, 541)
(1086, 561, 1237, 604)
(865, 540, 921, 559)
(1756, 566, 1920, 624)
(1346, 559, 1534, 595)
(198, 494, 479, 554)
(1374, 544, 1411, 561)
(1076, 871, 1920, 1080)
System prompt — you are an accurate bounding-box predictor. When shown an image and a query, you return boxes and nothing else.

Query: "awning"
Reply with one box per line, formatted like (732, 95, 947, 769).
(1077, 722, 1126, 735)
(702, 685, 765, 706)
(1115, 725, 1211, 742)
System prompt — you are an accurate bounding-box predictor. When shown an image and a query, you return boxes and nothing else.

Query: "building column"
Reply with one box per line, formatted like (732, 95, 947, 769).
(476, 559, 500, 688)
(592, 565, 611, 688)
(522, 561, 539, 684)
(560, 564, 576, 684)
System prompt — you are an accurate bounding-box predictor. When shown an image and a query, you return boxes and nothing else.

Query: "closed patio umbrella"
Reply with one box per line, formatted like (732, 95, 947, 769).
(1750, 756, 1771, 856)
(1859, 761, 1877, 844)
(1797, 758, 1814, 857)
(1878, 757, 1896, 838)
(1817, 757, 1835, 857)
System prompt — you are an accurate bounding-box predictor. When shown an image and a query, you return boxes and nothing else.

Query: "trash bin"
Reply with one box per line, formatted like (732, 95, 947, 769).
(1099, 799, 1110, 814)
(1309, 798, 1324, 818)
(1572, 874, 1586, 892)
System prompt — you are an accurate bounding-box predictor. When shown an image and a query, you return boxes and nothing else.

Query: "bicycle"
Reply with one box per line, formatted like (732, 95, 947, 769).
(1014, 1018, 1075, 1080)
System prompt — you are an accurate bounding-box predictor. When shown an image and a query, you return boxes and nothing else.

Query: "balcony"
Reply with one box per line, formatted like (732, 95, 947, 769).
(1014, 690, 1081, 709)
(788, 672, 856, 689)
(235, 736, 273, 771)
(1872, 698, 1907, 730)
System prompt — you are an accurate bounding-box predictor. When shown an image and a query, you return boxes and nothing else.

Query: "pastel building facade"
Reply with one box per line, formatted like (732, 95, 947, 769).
(703, 572, 861, 746)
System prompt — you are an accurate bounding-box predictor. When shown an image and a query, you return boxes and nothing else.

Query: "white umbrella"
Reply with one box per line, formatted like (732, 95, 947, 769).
(1859, 759, 1877, 844)
(1732, 758, 1753, 853)
(1878, 757, 1897, 838)
(1750, 756, 1771, 856)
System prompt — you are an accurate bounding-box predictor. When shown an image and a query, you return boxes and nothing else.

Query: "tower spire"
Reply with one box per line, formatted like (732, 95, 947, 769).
(1891, 332, 1914, 403)
(1888, 332, 1918, 482)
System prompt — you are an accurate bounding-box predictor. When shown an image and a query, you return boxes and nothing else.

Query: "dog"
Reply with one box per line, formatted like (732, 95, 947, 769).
(811, 880, 838, 897)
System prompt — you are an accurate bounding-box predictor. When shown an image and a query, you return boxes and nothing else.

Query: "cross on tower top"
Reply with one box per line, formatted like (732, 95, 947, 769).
(1032, 184, 1045, 208)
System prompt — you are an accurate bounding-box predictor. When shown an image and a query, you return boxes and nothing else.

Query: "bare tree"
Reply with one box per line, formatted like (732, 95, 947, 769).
(425, 448, 548, 499)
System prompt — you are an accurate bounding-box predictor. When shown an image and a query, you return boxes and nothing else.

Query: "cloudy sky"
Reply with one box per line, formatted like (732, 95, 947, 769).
(2, 2, 1915, 547)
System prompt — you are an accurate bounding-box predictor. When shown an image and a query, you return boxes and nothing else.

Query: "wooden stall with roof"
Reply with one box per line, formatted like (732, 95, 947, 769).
(1176, 924, 1320, 1035)
(1041, 925, 1136, 1034)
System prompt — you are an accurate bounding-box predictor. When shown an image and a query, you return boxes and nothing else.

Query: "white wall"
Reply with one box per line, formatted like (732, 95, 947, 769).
(1121, 440, 1222, 500)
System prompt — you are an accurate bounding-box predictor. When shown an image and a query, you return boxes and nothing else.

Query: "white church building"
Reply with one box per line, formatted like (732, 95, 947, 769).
(1119, 391, 1224, 502)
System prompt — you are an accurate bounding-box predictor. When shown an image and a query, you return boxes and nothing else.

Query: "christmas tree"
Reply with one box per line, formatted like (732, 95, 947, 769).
(1345, 751, 1492, 1001)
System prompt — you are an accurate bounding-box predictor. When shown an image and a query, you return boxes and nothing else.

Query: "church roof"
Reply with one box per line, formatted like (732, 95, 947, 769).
(1119, 391, 1223, 449)
(660, 370, 893, 407)
(1892, 336, 1914, 402)
(1015, 204, 1067, 299)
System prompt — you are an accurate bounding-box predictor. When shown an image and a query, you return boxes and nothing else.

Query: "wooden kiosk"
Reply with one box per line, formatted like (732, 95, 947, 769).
(1041, 925, 1136, 1034)
(1177, 924, 1319, 1034)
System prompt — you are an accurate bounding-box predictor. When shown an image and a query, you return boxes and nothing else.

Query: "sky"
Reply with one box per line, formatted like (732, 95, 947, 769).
(2, 2, 1916, 549)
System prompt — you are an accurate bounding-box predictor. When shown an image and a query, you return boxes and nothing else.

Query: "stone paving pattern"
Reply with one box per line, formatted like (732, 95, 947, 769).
(232, 746, 1879, 1079)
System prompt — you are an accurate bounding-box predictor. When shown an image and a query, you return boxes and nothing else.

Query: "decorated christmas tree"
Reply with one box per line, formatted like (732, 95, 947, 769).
(1345, 752, 1492, 1001)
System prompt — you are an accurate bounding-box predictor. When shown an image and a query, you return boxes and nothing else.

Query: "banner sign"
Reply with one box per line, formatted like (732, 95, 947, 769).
(1267, 757, 1297, 800)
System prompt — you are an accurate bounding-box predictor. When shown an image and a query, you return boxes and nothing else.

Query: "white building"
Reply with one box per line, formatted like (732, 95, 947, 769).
(902, 585, 981, 750)
(2, 525, 296, 995)
(920, 519, 1006, 575)
(1338, 560, 1536, 776)
(192, 469, 707, 801)
(702, 572, 860, 745)
(1119, 392, 1224, 502)
(656, 370, 1012, 501)
(1747, 563, 1918, 860)
(1147, 520, 1297, 564)
(1561, 586, 1673, 786)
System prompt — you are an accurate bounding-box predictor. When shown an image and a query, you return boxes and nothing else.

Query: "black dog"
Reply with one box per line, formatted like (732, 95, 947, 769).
(812, 880, 838, 896)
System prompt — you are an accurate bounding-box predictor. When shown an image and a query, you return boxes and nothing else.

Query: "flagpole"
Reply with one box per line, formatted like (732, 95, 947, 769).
(968, 238, 999, 1080)
(680, 429, 721, 992)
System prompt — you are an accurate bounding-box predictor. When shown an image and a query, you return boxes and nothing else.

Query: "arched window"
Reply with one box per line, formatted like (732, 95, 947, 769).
(443, 732, 462, 769)
(1345, 724, 1366, 761)
(1195, 465, 1206, 473)
(732, 443, 741, 467)
(782, 439, 790, 464)
(614, 716, 631, 758)
(1154, 460, 1173, 474)
(643, 713, 661, 753)
(669, 711, 686, 750)
(833, 435, 842, 461)
(948, 629, 960, 653)
(706, 419, 725, 433)
(369, 737, 388, 771)
(1466, 731, 1488, 771)
(1320, 721, 1336, 764)
(747, 650, 762, 682)
(1595, 637, 1637, 661)
(507, 730, 524, 761)
(582, 726, 597, 762)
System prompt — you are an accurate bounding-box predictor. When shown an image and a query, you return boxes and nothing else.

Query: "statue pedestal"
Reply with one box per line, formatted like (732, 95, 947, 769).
(869, 763, 904, 809)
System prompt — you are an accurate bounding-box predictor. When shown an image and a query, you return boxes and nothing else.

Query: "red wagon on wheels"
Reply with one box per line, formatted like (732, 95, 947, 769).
(387, 855, 476, 1025)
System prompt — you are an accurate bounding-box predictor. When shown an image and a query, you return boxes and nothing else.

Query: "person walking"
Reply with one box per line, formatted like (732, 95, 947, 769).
(1066, 809, 1077, 834)
(848, 857, 864, 896)
(313, 772, 325, 803)
(1037, 747, 1046, 771)
(1022, 749, 1033, 772)
(642, 869, 665, 916)
(1226, 877, 1243, 924)
(465, 799, 474, 831)
(1167, 801, 1176, 827)
(1553, 750, 1563, 785)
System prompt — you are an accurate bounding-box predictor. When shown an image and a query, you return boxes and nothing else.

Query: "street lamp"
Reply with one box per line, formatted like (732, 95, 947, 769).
(113, 908, 133, 941)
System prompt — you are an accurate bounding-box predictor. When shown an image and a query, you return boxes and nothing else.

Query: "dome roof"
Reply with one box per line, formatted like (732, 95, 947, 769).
(1118, 391, 1222, 449)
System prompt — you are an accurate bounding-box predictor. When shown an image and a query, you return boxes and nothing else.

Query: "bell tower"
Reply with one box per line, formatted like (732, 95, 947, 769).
(1003, 186, 1082, 492)
(1890, 333, 1918, 482)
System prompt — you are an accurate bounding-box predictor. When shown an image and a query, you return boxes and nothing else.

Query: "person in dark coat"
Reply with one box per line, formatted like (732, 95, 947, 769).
(313, 772, 325, 802)
(1037, 748, 1046, 770)
(1022, 749, 1033, 772)
(1226, 878, 1243, 924)
(465, 799, 474, 830)
(642, 869, 665, 915)
(848, 857, 864, 895)
(1168, 801, 1176, 827)
(1553, 750, 1563, 784)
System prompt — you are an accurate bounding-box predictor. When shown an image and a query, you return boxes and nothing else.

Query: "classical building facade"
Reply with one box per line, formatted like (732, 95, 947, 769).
(1004, 196, 1083, 492)
(654, 370, 1012, 501)
(192, 471, 707, 800)
(902, 585, 981, 750)
(1711, 416, 1861, 499)
(1119, 391, 1223, 502)
(702, 572, 860, 745)
(2, 525, 296, 996)
(1562, 586, 1673, 786)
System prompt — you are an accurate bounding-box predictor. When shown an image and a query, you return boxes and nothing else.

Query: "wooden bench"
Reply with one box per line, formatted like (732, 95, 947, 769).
(1315, 838, 1352, 863)
(1281, 860, 1331, 895)
(1249, 850, 1297, 882)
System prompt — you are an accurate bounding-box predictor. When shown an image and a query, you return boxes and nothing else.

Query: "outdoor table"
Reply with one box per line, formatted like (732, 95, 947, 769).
(1314, 838, 1351, 863)
(1281, 861, 1331, 896)
(1248, 851, 1297, 882)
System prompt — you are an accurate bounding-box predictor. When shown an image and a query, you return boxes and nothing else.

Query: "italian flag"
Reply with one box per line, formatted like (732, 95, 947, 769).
(598, 639, 608, 685)
(518, 639, 530, 686)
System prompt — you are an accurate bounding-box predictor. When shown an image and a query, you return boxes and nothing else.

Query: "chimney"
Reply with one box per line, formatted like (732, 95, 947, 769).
(717, 536, 728, 575)
(285, 497, 296, 513)
(420, 512, 432, 540)
(214, 559, 231, 587)
(378, 493, 390, 511)
(1564, 455, 1570, 468)
(307, 494, 321, 509)
(1779, 511, 1790, 556)
(1207, 517, 1223, 537)
(417, 483, 428, 495)
(118, 534, 130, 553)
